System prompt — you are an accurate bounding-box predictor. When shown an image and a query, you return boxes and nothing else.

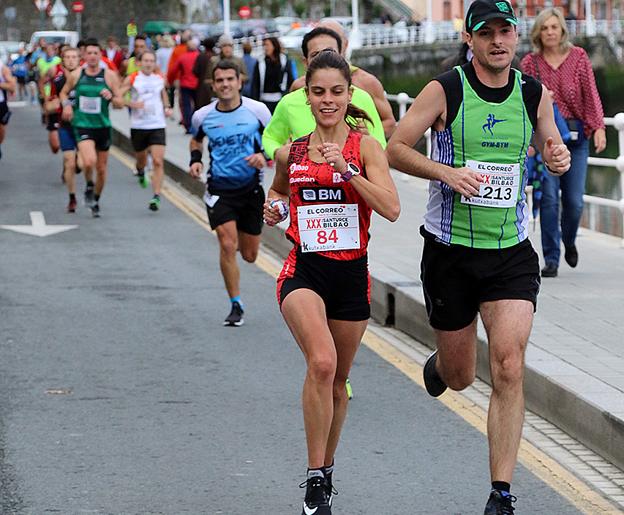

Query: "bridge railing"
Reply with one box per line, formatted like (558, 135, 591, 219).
(359, 18, 622, 49)
(386, 93, 624, 246)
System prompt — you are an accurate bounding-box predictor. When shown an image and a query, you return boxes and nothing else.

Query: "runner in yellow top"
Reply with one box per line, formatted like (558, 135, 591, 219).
(262, 27, 385, 161)
(289, 20, 396, 138)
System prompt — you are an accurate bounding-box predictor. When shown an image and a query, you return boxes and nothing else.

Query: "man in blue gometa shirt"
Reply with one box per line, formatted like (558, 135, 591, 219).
(189, 59, 271, 327)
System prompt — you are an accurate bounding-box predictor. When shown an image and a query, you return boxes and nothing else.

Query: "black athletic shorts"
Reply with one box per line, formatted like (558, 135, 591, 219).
(420, 227, 540, 331)
(0, 102, 11, 125)
(46, 113, 60, 131)
(130, 128, 166, 152)
(74, 127, 112, 152)
(205, 184, 265, 235)
(277, 248, 371, 321)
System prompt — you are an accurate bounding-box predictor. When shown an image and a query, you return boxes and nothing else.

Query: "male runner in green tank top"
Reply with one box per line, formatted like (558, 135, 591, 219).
(60, 38, 123, 217)
(387, 1, 570, 513)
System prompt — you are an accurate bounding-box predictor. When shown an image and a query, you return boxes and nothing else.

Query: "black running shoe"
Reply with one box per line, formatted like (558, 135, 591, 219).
(423, 350, 447, 397)
(484, 490, 517, 515)
(300, 476, 331, 515)
(324, 473, 338, 507)
(223, 301, 244, 327)
(91, 203, 100, 218)
(84, 187, 95, 206)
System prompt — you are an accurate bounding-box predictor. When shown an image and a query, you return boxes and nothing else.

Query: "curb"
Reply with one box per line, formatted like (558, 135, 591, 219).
(111, 127, 624, 472)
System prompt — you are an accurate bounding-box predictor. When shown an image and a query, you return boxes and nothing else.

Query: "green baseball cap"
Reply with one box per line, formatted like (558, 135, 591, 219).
(466, 0, 518, 32)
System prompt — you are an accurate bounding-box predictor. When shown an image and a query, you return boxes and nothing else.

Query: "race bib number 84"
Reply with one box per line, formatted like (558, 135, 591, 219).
(460, 160, 520, 208)
(297, 204, 359, 253)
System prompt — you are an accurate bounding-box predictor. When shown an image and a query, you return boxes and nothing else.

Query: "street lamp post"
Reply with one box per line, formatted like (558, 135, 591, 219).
(223, 0, 230, 36)
(350, 0, 361, 50)
(425, 0, 434, 43)
(585, 0, 596, 36)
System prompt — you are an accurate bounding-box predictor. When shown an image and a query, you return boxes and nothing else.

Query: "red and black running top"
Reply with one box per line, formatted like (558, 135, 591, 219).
(285, 129, 372, 261)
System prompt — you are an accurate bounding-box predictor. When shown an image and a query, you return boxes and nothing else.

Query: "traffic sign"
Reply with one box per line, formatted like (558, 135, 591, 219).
(71, 1, 84, 13)
(238, 5, 251, 19)
(33, 0, 50, 12)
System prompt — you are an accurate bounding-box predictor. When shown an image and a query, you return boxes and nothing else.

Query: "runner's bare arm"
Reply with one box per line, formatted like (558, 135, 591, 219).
(387, 80, 482, 198)
(532, 84, 571, 176)
(355, 71, 396, 137)
(105, 69, 124, 109)
(189, 137, 204, 178)
(161, 87, 173, 116)
(59, 70, 79, 121)
(264, 145, 291, 226)
(349, 135, 400, 221)
(0, 66, 16, 94)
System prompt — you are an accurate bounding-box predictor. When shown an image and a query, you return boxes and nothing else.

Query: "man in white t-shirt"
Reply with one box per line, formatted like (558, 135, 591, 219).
(120, 50, 172, 211)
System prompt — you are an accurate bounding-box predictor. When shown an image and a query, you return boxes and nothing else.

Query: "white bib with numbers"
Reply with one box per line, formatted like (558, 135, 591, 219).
(79, 95, 101, 115)
(297, 204, 360, 253)
(460, 159, 520, 208)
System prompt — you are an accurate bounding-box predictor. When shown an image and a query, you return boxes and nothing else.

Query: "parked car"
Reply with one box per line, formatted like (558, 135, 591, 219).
(280, 26, 313, 51)
(29, 31, 79, 48)
(274, 16, 302, 35)
(0, 41, 21, 63)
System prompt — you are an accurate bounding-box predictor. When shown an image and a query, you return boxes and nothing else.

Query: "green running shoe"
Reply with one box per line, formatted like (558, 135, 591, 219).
(149, 196, 160, 211)
(138, 173, 149, 189)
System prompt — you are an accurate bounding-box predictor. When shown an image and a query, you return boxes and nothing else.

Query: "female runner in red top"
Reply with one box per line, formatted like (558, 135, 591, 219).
(264, 50, 400, 515)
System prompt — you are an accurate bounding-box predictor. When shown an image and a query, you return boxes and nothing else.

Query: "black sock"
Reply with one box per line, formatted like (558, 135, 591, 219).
(86, 181, 94, 189)
(153, 194, 160, 199)
(137, 168, 145, 176)
(94, 194, 100, 202)
(69, 193, 76, 201)
(492, 481, 511, 494)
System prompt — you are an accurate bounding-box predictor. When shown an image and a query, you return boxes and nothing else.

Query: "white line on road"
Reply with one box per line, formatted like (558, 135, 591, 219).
(0, 211, 78, 237)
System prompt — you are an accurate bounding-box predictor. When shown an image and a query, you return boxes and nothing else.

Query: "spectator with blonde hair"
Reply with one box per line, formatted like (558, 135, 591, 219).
(521, 7, 606, 278)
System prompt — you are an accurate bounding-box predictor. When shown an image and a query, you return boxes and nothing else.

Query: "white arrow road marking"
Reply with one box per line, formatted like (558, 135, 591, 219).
(1, 212, 78, 237)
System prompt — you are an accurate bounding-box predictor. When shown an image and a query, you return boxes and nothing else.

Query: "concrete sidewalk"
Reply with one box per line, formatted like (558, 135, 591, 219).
(110, 110, 624, 475)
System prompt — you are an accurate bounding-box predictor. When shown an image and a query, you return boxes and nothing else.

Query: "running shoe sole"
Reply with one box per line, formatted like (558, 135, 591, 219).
(223, 319, 244, 327)
(423, 351, 447, 397)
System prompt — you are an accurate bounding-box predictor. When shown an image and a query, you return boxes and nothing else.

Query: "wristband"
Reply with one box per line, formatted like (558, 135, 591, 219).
(61, 99, 72, 107)
(189, 149, 202, 166)
(341, 163, 361, 182)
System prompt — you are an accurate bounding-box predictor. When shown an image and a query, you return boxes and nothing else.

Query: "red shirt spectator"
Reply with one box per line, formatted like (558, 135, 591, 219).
(520, 46, 605, 138)
(167, 48, 199, 89)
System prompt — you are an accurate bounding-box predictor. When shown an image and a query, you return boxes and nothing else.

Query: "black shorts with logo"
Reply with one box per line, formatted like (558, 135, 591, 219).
(0, 102, 11, 125)
(74, 127, 112, 152)
(420, 227, 540, 331)
(130, 128, 166, 152)
(278, 248, 371, 321)
(205, 183, 265, 235)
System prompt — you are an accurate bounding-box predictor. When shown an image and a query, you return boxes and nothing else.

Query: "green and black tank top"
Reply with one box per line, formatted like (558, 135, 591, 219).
(72, 69, 111, 129)
(425, 62, 542, 249)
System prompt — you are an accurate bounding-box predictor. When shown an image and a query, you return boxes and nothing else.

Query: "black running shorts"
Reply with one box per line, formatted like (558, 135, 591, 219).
(130, 128, 166, 152)
(277, 248, 371, 321)
(46, 113, 60, 131)
(420, 227, 540, 331)
(0, 102, 11, 125)
(205, 185, 265, 235)
(74, 127, 112, 152)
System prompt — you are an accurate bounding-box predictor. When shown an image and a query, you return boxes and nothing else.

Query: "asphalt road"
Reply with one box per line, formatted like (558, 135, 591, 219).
(0, 106, 585, 514)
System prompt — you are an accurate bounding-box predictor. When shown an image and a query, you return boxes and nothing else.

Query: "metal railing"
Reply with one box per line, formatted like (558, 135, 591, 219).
(357, 18, 623, 49)
(386, 93, 624, 245)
